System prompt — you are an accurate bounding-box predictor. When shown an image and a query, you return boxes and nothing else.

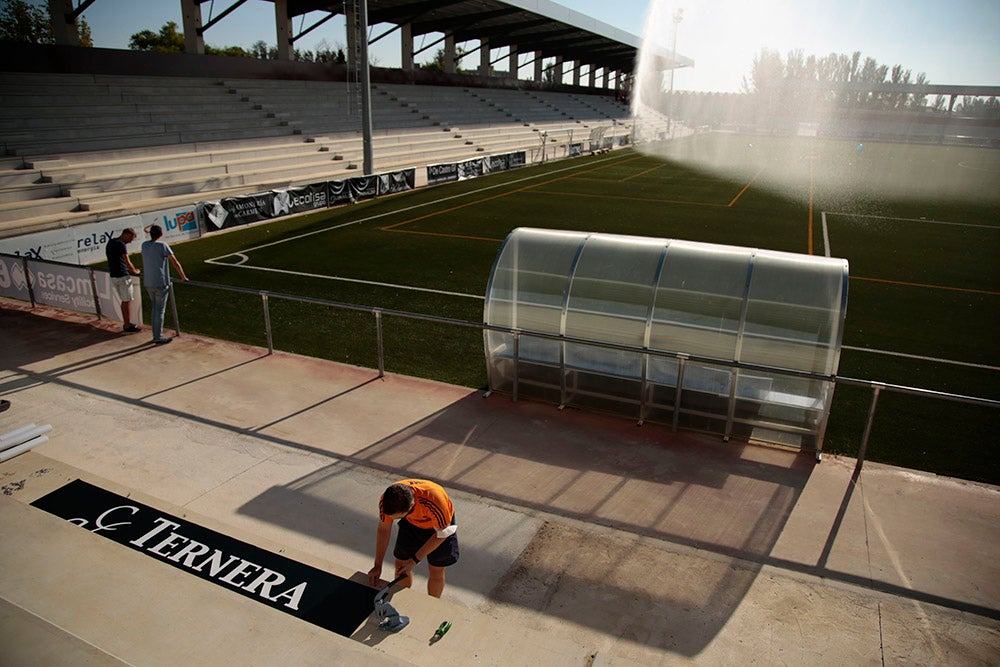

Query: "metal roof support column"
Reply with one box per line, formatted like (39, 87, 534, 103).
(479, 38, 490, 76)
(400, 23, 414, 70)
(274, 0, 293, 61)
(534, 52, 543, 82)
(572, 60, 581, 87)
(48, 0, 78, 46)
(554, 56, 564, 85)
(444, 34, 457, 74)
(180, 0, 205, 55)
(588, 65, 596, 88)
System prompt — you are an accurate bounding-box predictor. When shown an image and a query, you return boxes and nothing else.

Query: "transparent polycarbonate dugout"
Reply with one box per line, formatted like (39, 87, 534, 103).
(483, 228, 849, 452)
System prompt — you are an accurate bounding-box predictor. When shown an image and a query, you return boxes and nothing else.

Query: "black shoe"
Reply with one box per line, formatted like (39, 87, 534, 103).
(0, 399, 9, 413)
(153, 337, 172, 345)
(123, 324, 141, 333)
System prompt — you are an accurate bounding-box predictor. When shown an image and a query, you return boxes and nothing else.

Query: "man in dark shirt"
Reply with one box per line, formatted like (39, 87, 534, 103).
(105, 227, 141, 333)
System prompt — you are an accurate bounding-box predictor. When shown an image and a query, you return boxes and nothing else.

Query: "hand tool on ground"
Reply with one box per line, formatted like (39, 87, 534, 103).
(374, 573, 410, 632)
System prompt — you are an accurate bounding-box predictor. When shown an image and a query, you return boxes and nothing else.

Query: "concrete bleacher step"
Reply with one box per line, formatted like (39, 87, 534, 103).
(0, 183, 64, 204)
(0, 195, 79, 222)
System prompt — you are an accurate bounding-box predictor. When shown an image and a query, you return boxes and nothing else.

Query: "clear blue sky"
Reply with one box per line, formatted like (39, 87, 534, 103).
(70, 0, 999, 92)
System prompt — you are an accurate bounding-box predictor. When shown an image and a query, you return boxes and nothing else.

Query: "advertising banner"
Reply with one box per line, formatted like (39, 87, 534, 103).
(377, 169, 415, 195)
(348, 175, 378, 201)
(0, 254, 31, 301)
(271, 182, 329, 216)
(508, 151, 527, 168)
(0, 226, 89, 264)
(458, 158, 484, 181)
(33, 479, 376, 637)
(328, 179, 353, 205)
(427, 162, 458, 185)
(73, 215, 144, 266)
(486, 154, 509, 173)
(139, 205, 201, 243)
(202, 192, 273, 230)
(569, 142, 583, 157)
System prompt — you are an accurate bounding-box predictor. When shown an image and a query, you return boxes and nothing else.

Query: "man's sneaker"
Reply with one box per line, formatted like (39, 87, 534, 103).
(123, 324, 141, 333)
(153, 337, 172, 345)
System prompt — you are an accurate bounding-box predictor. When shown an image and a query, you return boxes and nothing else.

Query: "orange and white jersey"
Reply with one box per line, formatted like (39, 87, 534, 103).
(379, 479, 457, 538)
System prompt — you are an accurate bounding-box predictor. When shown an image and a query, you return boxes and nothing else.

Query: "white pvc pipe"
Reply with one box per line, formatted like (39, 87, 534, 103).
(0, 424, 52, 451)
(0, 423, 38, 445)
(0, 435, 48, 462)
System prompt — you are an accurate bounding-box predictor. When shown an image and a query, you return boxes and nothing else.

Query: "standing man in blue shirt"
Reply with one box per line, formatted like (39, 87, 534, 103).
(140, 224, 188, 345)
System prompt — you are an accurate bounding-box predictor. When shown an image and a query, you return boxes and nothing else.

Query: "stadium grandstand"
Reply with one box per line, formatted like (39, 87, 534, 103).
(0, 0, 687, 239)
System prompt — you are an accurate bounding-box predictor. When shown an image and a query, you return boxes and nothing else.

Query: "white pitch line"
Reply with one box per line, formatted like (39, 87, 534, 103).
(205, 151, 631, 264)
(842, 345, 1000, 371)
(824, 212, 999, 230)
(218, 262, 485, 300)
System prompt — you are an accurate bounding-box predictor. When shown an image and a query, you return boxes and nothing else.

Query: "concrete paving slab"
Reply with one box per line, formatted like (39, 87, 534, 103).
(2, 301, 999, 665)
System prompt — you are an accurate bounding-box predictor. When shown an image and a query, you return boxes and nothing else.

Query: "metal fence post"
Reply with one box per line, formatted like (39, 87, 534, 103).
(512, 332, 520, 402)
(261, 292, 273, 355)
(374, 309, 384, 378)
(22, 257, 35, 308)
(170, 284, 181, 336)
(88, 268, 102, 319)
(672, 355, 687, 432)
(856, 383, 883, 469)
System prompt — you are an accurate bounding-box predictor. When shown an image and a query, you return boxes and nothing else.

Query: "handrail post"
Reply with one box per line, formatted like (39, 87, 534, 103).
(88, 268, 102, 319)
(374, 309, 384, 378)
(857, 383, 883, 470)
(170, 283, 181, 336)
(22, 257, 35, 308)
(512, 332, 520, 401)
(261, 292, 273, 355)
(672, 355, 687, 432)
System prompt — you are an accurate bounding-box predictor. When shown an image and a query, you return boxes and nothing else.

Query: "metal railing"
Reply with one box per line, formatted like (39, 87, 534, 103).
(169, 279, 998, 466)
(2, 256, 997, 468)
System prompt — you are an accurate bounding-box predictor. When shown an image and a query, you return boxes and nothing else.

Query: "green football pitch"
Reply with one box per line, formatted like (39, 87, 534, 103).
(161, 134, 1000, 484)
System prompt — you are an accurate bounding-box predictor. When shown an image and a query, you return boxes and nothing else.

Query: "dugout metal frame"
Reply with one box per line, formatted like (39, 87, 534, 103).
(482, 228, 851, 453)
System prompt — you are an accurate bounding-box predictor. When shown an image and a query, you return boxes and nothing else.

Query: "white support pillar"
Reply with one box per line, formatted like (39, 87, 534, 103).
(274, 0, 293, 61)
(48, 0, 78, 46)
(534, 51, 544, 82)
(554, 56, 564, 85)
(401, 23, 414, 70)
(479, 38, 490, 76)
(508, 46, 518, 79)
(444, 34, 457, 74)
(180, 0, 205, 55)
(588, 65, 596, 88)
(572, 60, 581, 87)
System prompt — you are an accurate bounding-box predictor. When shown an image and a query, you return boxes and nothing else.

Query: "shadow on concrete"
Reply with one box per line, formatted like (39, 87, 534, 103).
(238, 394, 814, 656)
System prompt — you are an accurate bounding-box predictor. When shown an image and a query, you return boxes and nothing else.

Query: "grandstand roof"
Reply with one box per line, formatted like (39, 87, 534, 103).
(277, 0, 692, 73)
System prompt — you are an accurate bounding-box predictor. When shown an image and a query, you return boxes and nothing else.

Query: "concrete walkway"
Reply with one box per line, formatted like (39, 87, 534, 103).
(1, 300, 998, 666)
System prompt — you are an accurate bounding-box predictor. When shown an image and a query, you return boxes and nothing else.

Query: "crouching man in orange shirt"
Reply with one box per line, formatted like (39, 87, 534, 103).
(368, 479, 459, 598)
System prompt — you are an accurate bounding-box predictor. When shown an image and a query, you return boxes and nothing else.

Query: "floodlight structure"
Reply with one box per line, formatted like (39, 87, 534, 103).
(483, 228, 849, 454)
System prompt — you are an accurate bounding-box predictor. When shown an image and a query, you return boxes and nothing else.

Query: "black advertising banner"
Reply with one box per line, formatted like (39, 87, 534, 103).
(328, 179, 354, 205)
(271, 182, 329, 216)
(427, 162, 458, 185)
(32, 479, 374, 637)
(458, 158, 484, 181)
(487, 154, 509, 173)
(508, 151, 526, 168)
(569, 143, 583, 157)
(377, 169, 415, 195)
(348, 175, 378, 201)
(204, 193, 274, 229)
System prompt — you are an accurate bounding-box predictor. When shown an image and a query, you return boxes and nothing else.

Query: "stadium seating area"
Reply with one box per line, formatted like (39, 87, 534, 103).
(0, 71, 635, 238)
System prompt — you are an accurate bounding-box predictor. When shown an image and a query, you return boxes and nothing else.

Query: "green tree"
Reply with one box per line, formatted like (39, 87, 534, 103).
(0, 0, 52, 43)
(128, 21, 184, 52)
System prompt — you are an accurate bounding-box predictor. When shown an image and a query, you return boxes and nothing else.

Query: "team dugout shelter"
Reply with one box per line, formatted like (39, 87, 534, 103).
(483, 229, 850, 455)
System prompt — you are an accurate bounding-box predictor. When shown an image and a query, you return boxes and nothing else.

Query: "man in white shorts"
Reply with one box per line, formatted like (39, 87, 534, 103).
(105, 227, 141, 332)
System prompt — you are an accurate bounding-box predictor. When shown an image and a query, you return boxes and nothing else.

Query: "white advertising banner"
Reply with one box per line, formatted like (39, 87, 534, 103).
(0, 203, 200, 266)
(0, 254, 142, 324)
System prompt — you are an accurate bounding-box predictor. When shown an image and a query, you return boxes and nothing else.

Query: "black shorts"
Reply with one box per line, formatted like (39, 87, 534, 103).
(393, 517, 460, 567)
